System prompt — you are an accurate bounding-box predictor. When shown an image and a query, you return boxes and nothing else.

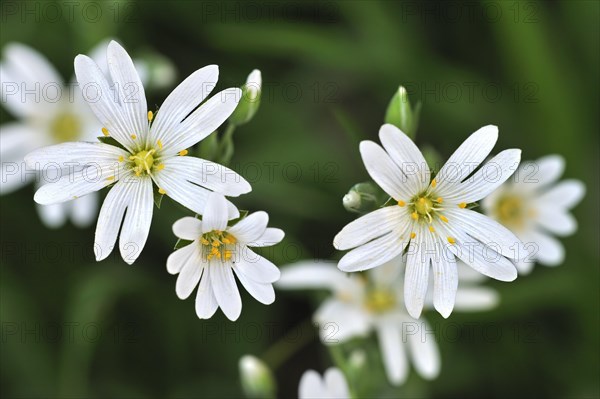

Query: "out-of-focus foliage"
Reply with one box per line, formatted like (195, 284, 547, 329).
(1, 1, 598, 398)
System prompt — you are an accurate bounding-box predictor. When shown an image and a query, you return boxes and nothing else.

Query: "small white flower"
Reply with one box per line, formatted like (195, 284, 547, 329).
(0, 42, 108, 227)
(482, 155, 585, 273)
(333, 124, 523, 319)
(298, 368, 350, 399)
(278, 259, 498, 386)
(24, 41, 251, 264)
(168, 193, 284, 321)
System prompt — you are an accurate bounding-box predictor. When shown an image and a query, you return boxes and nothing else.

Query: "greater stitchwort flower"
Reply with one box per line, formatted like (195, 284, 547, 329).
(333, 124, 523, 318)
(298, 368, 350, 399)
(25, 41, 251, 263)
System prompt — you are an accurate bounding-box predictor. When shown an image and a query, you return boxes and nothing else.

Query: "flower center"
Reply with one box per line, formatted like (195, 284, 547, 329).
(200, 230, 237, 261)
(364, 288, 396, 313)
(129, 149, 157, 176)
(51, 113, 81, 142)
(415, 197, 433, 215)
(406, 192, 444, 224)
(496, 195, 527, 229)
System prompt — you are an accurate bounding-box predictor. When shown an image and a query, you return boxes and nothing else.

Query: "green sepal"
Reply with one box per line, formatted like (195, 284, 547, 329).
(98, 136, 128, 151)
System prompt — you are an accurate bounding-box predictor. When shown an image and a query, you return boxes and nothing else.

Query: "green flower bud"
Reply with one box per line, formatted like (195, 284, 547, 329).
(239, 355, 276, 399)
(229, 69, 262, 126)
(135, 52, 177, 90)
(384, 85, 421, 138)
(343, 182, 389, 214)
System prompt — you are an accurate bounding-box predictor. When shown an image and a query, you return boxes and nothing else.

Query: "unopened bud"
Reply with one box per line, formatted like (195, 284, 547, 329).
(384, 85, 421, 138)
(343, 182, 388, 214)
(239, 355, 276, 399)
(229, 69, 262, 126)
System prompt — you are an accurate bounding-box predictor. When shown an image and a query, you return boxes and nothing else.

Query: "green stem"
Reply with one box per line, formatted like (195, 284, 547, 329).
(219, 124, 236, 165)
(261, 318, 316, 371)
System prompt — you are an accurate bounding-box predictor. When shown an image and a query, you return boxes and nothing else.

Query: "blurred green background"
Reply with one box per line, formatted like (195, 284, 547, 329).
(1, 1, 598, 398)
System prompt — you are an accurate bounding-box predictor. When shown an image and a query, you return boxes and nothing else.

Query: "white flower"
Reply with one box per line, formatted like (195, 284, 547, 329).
(24, 40, 251, 264)
(277, 259, 498, 386)
(298, 368, 350, 399)
(333, 124, 523, 319)
(482, 155, 585, 273)
(0, 42, 107, 228)
(168, 193, 284, 321)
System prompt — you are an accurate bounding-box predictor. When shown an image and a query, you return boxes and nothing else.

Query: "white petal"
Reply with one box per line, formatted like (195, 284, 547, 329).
(445, 208, 524, 260)
(376, 322, 408, 385)
(152, 168, 239, 217)
(228, 211, 268, 243)
(167, 242, 197, 275)
(149, 65, 218, 145)
(431, 246, 457, 318)
(106, 41, 148, 143)
(70, 191, 99, 228)
(236, 249, 280, 283)
(252, 228, 285, 247)
(119, 177, 153, 264)
(537, 179, 585, 209)
(160, 156, 251, 197)
(276, 261, 346, 291)
(435, 125, 498, 193)
(210, 262, 242, 321)
(195, 266, 219, 319)
(379, 123, 430, 192)
(201, 192, 229, 233)
(359, 140, 413, 200)
(74, 54, 136, 151)
(403, 231, 430, 319)
(176, 257, 203, 300)
(172, 216, 202, 240)
(323, 368, 350, 398)
(406, 319, 440, 379)
(446, 149, 521, 204)
(515, 258, 535, 275)
(0, 161, 32, 195)
(535, 206, 577, 236)
(338, 231, 408, 272)
(369, 255, 404, 286)
(0, 123, 39, 161)
(524, 230, 565, 266)
(232, 264, 275, 304)
(94, 177, 135, 261)
(453, 287, 499, 311)
(514, 154, 564, 190)
(163, 88, 241, 156)
(25, 142, 128, 170)
(298, 370, 327, 399)
(314, 299, 371, 343)
(36, 202, 68, 229)
(333, 205, 405, 250)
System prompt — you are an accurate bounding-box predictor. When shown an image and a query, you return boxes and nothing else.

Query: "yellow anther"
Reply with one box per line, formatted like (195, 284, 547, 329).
(106, 176, 115, 181)
(410, 232, 416, 239)
(429, 226, 435, 233)
(158, 188, 166, 194)
(101, 127, 109, 136)
(130, 134, 137, 139)
(118, 155, 124, 162)
(411, 212, 418, 220)
(440, 215, 449, 223)
(157, 139, 163, 149)
(447, 237, 456, 244)
(155, 163, 165, 171)
(178, 149, 188, 156)
(201, 238, 209, 245)
(397, 200, 406, 207)
(223, 250, 232, 261)
(436, 197, 443, 203)
(431, 178, 437, 188)
(419, 197, 426, 204)
(207, 254, 213, 260)
(212, 240, 221, 247)
(458, 202, 467, 208)
(147, 110, 154, 122)
(210, 247, 220, 256)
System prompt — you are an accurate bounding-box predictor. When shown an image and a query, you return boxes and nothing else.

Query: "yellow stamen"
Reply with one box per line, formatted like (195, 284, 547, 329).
(458, 202, 467, 208)
(223, 250, 232, 261)
(147, 110, 154, 122)
(440, 215, 449, 223)
(447, 237, 456, 244)
(157, 139, 163, 149)
(158, 188, 166, 195)
(210, 247, 220, 256)
(118, 155, 124, 162)
(130, 134, 137, 139)
(101, 127, 109, 136)
(431, 178, 437, 188)
(106, 176, 115, 181)
(411, 212, 418, 220)
(429, 226, 435, 232)
(410, 232, 416, 239)
(155, 163, 165, 171)
(212, 240, 221, 247)
(397, 200, 406, 207)
(436, 197, 443, 203)
(178, 149, 188, 156)
(201, 238, 209, 245)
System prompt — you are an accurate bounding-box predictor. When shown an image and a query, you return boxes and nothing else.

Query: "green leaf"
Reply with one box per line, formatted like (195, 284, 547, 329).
(97, 136, 128, 151)
(173, 238, 194, 250)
